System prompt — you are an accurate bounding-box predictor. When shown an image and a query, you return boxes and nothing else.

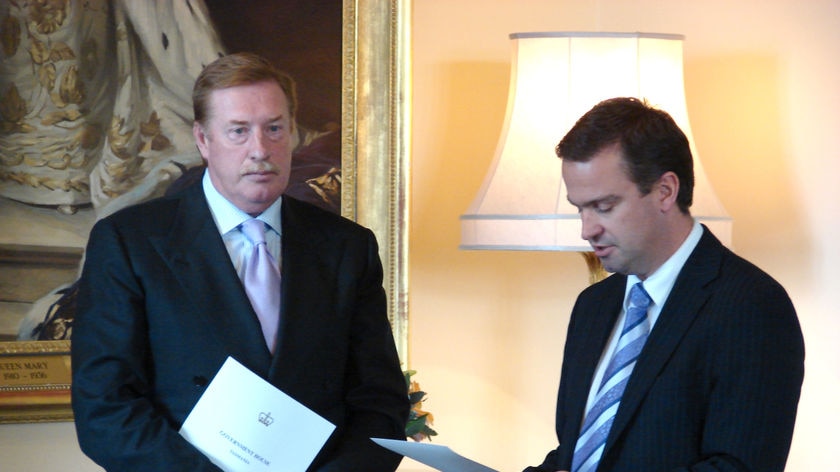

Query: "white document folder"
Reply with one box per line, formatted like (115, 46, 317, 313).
(372, 438, 499, 472)
(180, 356, 335, 472)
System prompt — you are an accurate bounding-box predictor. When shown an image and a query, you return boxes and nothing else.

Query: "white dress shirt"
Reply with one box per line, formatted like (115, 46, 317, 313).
(201, 171, 282, 274)
(583, 220, 704, 413)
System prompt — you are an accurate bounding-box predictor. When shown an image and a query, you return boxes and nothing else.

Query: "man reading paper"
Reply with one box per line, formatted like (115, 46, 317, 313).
(524, 98, 804, 472)
(71, 52, 409, 471)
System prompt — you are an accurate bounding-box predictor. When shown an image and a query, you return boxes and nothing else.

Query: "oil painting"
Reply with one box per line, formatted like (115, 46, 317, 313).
(0, 0, 410, 423)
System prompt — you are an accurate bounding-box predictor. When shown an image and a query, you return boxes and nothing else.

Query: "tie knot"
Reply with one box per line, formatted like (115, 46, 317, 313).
(241, 219, 267, 245)
(628, 282, 652, 311)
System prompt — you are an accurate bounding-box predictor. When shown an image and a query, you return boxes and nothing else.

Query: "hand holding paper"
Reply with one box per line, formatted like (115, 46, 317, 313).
(179, 357, 335, 472)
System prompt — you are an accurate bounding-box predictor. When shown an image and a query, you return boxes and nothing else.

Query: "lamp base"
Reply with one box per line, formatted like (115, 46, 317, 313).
(580, 252, 609, 285)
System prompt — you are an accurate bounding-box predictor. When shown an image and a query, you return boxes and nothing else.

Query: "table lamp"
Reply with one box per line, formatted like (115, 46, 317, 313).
(460, 32, 732, 283)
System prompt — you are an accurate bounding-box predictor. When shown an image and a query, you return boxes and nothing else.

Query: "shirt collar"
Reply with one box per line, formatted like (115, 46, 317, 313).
(202, 170, 283, 235)
(626, 219, 703, 309)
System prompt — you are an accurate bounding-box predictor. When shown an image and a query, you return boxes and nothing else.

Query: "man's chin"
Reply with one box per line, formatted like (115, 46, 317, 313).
(595, 252, 623, 275)
(238, 191, 284, 214)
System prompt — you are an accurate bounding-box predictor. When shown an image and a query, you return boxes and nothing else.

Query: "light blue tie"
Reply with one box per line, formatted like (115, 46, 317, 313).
(571, 282, 652, 472)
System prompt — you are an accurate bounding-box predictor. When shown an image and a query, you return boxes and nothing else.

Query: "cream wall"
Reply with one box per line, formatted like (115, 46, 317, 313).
(1, 1, 838, 470)
(408, 0, 839, 471)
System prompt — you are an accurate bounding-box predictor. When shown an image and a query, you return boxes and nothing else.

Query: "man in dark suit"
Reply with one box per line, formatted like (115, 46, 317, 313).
(71, 52, 408, 471)
(524, 97, 804, 472)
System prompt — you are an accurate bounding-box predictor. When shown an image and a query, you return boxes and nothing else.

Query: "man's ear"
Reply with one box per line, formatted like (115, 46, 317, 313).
(657, 171, 680, 212)
(193, 122, 208, 158)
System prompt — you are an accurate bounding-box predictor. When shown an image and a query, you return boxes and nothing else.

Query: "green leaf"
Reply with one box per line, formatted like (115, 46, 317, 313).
(408, 391, 426, 404)
(405, 418, 425, 436)
(403, 369, 417, 388)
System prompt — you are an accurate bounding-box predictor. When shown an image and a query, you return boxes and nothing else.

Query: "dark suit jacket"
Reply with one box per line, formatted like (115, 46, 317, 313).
(526, 227, 804, 472)
(71, 181, 409, 471)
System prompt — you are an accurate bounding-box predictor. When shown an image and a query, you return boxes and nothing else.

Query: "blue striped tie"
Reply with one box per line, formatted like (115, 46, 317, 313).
(571, 282, 652, 472)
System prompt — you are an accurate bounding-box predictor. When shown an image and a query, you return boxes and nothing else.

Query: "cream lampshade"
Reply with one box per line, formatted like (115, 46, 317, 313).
(460, 32, 732, 265)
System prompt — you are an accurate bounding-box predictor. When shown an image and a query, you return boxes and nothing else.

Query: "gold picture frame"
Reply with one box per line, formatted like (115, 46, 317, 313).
(0, 0, 411, 424)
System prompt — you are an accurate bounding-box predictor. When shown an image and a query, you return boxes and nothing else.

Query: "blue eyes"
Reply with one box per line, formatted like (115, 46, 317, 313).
(226, 125, 285, 141)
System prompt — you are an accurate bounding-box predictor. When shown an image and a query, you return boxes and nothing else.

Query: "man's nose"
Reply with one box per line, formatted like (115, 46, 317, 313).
(580, 211, 602, 241)
(250, 131, 271, 159)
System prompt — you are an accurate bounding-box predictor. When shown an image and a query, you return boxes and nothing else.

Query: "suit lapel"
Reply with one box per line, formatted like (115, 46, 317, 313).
(604, 228, 723, 453)
(269, 197, 332, 376)
(151, 183, 272, 374)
